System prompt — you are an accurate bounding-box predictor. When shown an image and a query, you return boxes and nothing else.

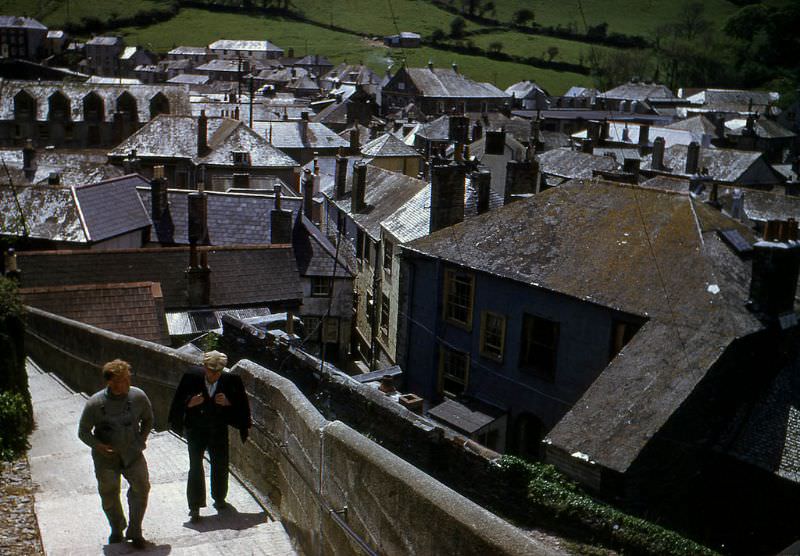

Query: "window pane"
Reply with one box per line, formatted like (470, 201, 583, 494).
(520, 314, 558, 379)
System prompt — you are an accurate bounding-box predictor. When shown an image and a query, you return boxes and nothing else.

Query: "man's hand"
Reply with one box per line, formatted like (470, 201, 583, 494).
(187, 393, 204, 408)
(214, 393, 231, 407)
(96, 443, 114, 455)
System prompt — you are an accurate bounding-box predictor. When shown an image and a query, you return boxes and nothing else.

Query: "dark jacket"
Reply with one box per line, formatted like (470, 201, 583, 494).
(168, 366, 251, 442)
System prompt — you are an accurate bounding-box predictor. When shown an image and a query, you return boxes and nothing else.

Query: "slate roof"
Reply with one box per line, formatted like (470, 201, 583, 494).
(0, 148, 125, 186)
(166, 74, 210, 85)
(296, 54, 333, 67)
(538, 148, 620, 179)
(361, 133, 421, 158)
(252, 120, 349, 150)
(168, 46, 208, 56)
(405, 180, 762, 473)
(17, 245, 303, 310)
(401, 67, 507, 99)
(0, 16, 47, 29)
(505, 80, 547, 99)
(717, 187, 800, 224)
(0, 79, 192, 122)
(1, 174, 150, 243)
(640, 144, 774, 183)
(137, 187, 303, 246)
(292, 212, 354, 277)
(323, 164, 427, 240)
(684, 88, 778, 115)
(72, 174, 152, 241)
(87, 36, 122, 46)
(209, 39, 283, 54)
(324, 64, 380, 86)
(725, 118, 795, 139)
(665, 114, 720, 138)
(195, 59, 242, 73)
(602, 82, 676, 101)
(20, 282, 169, 345)
(573, 121, 702, 147)
(109, 115, 297, 168)
(381, 176, 504, 244)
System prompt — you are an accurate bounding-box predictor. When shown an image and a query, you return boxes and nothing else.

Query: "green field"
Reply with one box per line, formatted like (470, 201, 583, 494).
(0, 0, 173, 28)
(467, 30, 617, 65)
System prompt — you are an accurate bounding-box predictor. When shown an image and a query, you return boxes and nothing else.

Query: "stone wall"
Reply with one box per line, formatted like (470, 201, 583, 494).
(23, 306, 551, 556)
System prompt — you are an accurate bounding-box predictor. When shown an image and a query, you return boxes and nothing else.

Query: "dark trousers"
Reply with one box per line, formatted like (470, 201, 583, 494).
(186, 425, 229, 510)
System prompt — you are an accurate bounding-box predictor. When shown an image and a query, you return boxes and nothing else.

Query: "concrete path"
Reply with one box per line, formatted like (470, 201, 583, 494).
(26, 358, 297, 555)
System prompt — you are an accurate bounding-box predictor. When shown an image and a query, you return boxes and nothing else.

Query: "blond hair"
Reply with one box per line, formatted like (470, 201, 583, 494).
(102, 359, 131, 382)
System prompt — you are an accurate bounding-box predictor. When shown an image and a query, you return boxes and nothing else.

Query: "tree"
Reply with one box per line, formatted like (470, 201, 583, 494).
(450, 16, 466, 38)
(513, 8, 534, 27)
(488, 41, 503, 54)
(431, 28, 446, 43)
(546, 46, 559, 61)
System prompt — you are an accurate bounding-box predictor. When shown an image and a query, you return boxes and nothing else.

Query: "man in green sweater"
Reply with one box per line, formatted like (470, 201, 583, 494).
(78, 359, 154, 549)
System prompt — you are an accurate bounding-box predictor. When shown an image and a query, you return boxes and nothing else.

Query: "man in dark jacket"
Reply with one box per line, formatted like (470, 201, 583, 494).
(168, 351, 250, 522)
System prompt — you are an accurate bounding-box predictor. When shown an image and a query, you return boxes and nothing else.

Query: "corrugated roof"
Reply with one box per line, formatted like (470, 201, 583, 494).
(17, 245, 303, 310)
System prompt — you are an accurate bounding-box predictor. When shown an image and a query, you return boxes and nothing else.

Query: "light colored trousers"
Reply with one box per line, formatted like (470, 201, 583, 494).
(93, 451, 150, 538)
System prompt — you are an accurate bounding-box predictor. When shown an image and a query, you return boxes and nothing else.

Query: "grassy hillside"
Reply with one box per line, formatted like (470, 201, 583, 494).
(0, 0, 173, 28)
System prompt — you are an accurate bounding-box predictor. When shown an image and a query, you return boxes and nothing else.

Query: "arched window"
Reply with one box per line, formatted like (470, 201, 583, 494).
(116, 92, 139, 123)
(14, 90, 36, 121)
(48, 91, 71, 122)
(149, 92, 170, 119)
(82, 92, 104, 123)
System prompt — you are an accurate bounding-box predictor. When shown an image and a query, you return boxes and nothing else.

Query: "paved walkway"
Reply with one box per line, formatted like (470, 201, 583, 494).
(26, 358, 297, 555)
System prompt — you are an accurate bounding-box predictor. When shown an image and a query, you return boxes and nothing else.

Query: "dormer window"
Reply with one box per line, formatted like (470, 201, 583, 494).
(232, 151, 250, 166)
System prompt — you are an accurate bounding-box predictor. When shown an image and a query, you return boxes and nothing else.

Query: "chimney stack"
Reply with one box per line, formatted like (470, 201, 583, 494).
(349, 123, 360, 155)
(473, 169, 491, 215)
(270, 184, 293, 244)
(623, 158, 640, 181)
(651, 136, 666, 171)
(302, 168, 314, 220)
(197, 110, 209, 157)
(685, 141, 700, 175)
(471, 120, 483, 142)
(150, 165, 168, 220)
(505, 159, 539, 203)
(430, 161, 466, 233)
(186, 189, 210, 306)
(448, 114, 470, 145)
(352, 162, 367, 212)
(638, 124, 650, 148)
(581, 138, 593, 154)
(22, 139, 35, 181)
(335, 152, 348, 199)
(748, 219, 800, 324)
(484, 130, 505, 156)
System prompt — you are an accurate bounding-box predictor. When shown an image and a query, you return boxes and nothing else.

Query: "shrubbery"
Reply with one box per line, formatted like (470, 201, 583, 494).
(0, 276, 31, 461)
(495, 456, 718, 556)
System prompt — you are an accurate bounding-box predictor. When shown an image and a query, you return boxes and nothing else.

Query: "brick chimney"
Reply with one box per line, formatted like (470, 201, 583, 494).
(473, 168, 491, 215)
(505, 159, 539, 203)
(484, 130, 505, 156)
(197, 110, 209, 157)
(685, 141, 700, 175)
(302, 168, 314, 220)
(150, 165, 168, 220)
(349, 122, 360, 155)
(22, 139, 35, 181)
(651, 136, 666, 171)
(186, 189, 210, 307)
(335, 152, 348, 199)
(623, 158, 640, 181)
(748, 219, 800, 325)
(638, 124, 650, 148)
(430, 161, 466, 233)
(270, 184, 293, 244)
(352, 162, 367, 212)
(448, 114, 469, 144)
